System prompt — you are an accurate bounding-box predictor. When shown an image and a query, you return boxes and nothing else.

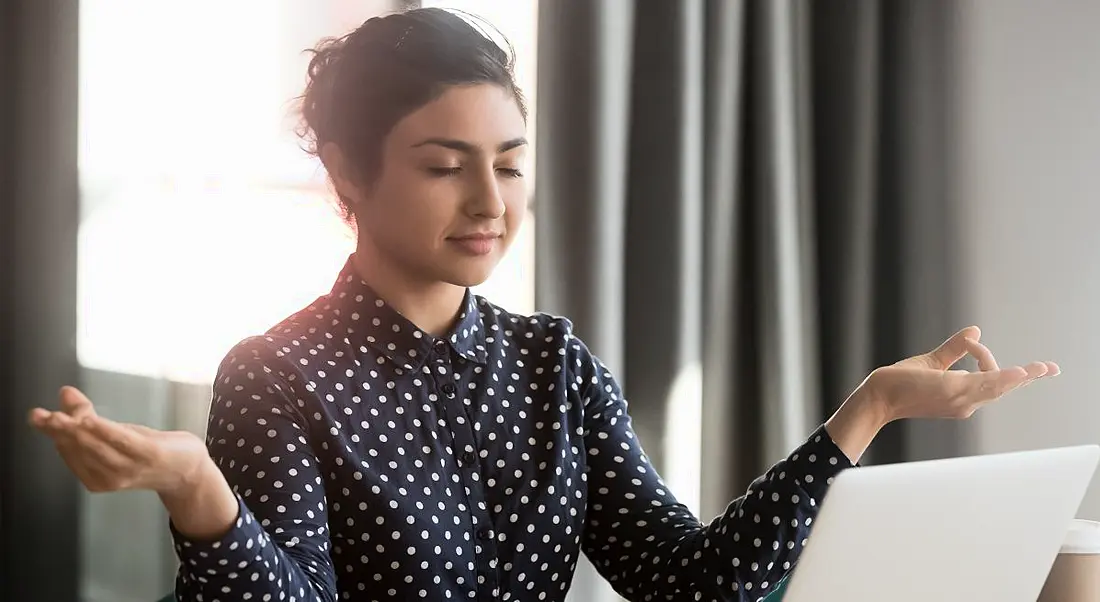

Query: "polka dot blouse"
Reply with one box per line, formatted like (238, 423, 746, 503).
(170, 256, 856, 602)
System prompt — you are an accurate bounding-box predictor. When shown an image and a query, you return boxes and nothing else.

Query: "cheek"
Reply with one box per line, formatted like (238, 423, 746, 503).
(503, 186, 527, 233)
(367, 174, 454, 234)
(506, 205, 526, 235)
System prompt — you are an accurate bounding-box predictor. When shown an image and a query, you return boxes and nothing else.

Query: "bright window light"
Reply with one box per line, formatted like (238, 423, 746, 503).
(77, 0, 537, 384)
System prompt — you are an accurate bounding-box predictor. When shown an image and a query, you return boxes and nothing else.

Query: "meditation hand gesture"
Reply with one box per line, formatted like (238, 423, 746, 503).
(866, 325, 1058, 422)
(28, 386, 210, 496)
(826, 325, 1059, 463)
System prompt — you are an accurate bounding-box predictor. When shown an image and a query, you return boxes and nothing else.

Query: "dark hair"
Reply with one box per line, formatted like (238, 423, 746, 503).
(297, 7, 527, 220)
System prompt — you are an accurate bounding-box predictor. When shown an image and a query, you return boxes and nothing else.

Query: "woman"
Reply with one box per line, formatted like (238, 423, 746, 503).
(30, 8, 1057, 602)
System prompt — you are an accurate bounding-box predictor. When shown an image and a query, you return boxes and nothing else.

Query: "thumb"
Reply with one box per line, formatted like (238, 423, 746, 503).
(925, 326, 982, 370)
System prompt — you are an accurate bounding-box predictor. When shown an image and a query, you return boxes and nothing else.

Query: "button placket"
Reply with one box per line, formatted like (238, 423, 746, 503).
(430, 337, 497, 599)
(431, 340, 457, 399)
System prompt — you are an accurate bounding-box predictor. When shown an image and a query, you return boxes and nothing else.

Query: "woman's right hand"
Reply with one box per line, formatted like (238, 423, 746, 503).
(28, 386, 211, 497)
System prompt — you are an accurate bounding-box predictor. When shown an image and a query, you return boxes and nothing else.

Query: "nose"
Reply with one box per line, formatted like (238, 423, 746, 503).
(465, 168, 506, 219)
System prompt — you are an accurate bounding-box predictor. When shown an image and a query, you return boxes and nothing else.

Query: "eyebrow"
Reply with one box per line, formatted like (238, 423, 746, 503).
(410, 137, 528, 154)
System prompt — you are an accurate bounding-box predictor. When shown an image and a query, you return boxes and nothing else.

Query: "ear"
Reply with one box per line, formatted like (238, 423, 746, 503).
(320, 142, 364, 206)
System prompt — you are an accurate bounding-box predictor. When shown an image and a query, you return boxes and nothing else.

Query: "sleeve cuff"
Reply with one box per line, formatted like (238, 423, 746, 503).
(170, 492, 270, 575)
(785, 424, 857, 501)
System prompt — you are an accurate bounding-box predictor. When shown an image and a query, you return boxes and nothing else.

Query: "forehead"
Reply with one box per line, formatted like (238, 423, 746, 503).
(389, 84, 526, 148)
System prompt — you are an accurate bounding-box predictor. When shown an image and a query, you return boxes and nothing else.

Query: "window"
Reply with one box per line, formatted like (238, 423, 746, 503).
(77, 0, 538, 384)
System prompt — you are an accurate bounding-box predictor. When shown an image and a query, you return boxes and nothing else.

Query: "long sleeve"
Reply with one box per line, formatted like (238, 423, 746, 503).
(171, 337, 337, 602)
(568, 335, 855, 602)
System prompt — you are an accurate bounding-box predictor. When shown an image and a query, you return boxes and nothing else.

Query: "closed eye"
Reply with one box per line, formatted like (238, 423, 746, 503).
(426, 167, 462, 177)
(426, 167, 524, 178)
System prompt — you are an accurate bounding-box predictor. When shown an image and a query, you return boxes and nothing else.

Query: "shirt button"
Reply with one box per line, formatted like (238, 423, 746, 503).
(461, 450, 476, 465)
(477, 527, 491, 541)
(441, 383, 457, 398)
(434, 340, 447, 353)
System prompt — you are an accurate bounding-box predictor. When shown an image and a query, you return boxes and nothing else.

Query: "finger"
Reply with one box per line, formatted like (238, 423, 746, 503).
(50, 418, 139, 488)
(977, 363, 1049, 399)
(1016, 361, 1050, 388)
(962, 366, 1028, 401)
(39, 410, 81, 439)
(59, 386, 97, 419)
(28, 408, 52, 428)
(963, 337, 999, 371)
(1016, 361, 1060, 390)
(926, 326, 982, 370)
(28, 413, 127, 491)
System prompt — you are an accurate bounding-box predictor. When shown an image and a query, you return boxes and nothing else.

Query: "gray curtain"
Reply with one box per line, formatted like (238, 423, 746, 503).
(0, 0, 82, 600)
(536, 1, 963, 600)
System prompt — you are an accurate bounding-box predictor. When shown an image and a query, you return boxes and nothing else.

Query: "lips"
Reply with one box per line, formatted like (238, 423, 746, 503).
(446, 233, 502, 256)
(448, 232, 502, 241)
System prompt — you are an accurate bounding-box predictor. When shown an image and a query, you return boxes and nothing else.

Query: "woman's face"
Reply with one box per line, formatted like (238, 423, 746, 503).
(331, 84, 528, 289)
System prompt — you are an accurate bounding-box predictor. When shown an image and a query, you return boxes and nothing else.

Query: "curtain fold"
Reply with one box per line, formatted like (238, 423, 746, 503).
(749, 0, 816, 466)
(537, 1, 962, 599)
(621, 0, 704, 483)
(700, 0, 746, 524)
(534, 0, 633, 373)
(811, 0, 881, 427)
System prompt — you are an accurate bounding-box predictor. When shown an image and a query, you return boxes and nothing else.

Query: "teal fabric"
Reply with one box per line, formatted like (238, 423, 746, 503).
(761, 573, 791, 601)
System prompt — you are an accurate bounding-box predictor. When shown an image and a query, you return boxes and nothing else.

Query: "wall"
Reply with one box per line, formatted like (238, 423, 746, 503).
(79, 370, 210, 602)
(954, 0, 1100, 517)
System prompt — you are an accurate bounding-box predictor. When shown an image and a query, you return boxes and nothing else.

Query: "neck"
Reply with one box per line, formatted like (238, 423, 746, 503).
(351, 244, 466, 338)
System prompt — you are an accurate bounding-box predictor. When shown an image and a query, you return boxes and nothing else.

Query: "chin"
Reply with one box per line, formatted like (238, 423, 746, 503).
(426, 248, 505, 288)
(438, 264, 497, 289)
(446, 272, 494, 288)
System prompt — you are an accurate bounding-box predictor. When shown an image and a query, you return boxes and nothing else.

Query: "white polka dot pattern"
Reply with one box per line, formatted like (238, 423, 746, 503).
(169, 256, 854, 602)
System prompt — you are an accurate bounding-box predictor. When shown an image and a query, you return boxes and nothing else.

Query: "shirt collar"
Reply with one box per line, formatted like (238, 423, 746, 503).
(328, 256, 488, 368)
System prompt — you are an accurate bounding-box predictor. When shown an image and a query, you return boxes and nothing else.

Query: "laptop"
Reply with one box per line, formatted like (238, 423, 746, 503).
(778, 444, 1100, 602)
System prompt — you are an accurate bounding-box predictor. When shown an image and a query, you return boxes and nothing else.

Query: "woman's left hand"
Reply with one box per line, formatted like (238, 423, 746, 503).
(825, 325, 1058, 462)
(866, 325, 1058, 423)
